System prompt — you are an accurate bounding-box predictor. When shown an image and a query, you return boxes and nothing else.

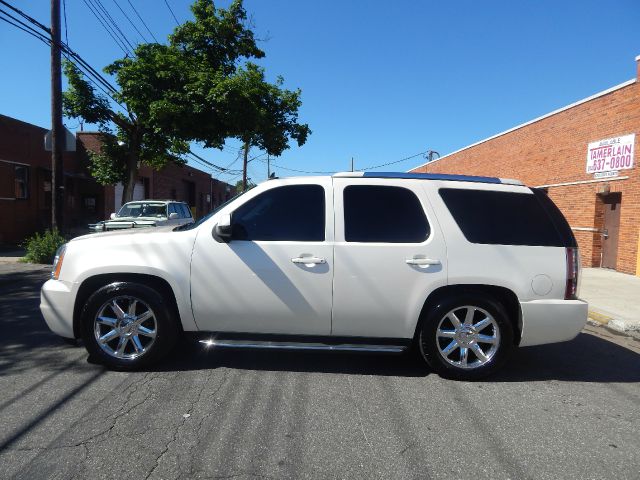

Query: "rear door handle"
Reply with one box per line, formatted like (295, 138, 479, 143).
(292, 256, 326, 265)
(405, 258, 441, 266)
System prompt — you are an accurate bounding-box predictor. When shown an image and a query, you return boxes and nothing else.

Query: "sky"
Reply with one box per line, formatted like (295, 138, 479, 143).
(1, 0, 639, 186)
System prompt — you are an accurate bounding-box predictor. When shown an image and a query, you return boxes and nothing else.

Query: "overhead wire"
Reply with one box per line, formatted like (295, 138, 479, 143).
(0, 2, 124, 109)
(62, 0, 68, 45)
(111, 0, 148, 43)
(358, 151, 428, 171)
(92, 0, 136, 52)
(82, 0, 131, 56)
(164, 0, 179, 26)
(0, 9, 50, 44)
(125, 0, 158, 43)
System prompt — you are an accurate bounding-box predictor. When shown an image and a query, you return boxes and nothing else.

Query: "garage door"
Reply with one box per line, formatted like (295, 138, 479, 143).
(114, 180, 145, 212)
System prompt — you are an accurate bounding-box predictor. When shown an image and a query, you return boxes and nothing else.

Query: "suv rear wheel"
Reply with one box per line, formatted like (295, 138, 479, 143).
(418, 294, 514, 380)
(80, 282, 179, 370)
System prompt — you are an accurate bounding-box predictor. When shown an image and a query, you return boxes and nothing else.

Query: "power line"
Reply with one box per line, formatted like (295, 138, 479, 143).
(164, 0, 179, 25)
(0, 0, 50, 33)
(62, 0, 68, 45)
(92, 0, 136, 52)
(255, 158, 333, 175)
(111, 0, 148, 43)
(126, 0, 158, 43)
(0, 9, 50, 44)
(255, 151, 431, 175)
(0, 2, 123, 109)
(82, 0, 131, 56)
(358, 151, 428, 171)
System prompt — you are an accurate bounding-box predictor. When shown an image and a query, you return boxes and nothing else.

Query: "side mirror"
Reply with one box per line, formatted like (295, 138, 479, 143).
(110, 213, 117, 220)
(213, 213, 232, 242)
(169, 212, 179, 220)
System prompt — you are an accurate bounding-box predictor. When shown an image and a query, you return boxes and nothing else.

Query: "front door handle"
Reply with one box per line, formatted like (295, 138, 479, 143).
(405, 257, 441, 266)
(292, 256, 326, 266)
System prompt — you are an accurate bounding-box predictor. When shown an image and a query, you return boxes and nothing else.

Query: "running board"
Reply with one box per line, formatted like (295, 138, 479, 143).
(199, 338, 407, 354)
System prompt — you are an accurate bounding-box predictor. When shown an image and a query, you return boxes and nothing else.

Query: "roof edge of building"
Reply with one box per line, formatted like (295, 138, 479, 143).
(411, 77, 637, 171)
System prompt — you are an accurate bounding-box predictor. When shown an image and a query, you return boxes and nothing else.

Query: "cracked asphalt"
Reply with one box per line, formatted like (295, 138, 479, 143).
(1, 264, 639, 479)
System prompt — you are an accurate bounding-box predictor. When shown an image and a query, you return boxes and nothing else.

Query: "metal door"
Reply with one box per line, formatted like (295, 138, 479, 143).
(601, 192, 621, 269)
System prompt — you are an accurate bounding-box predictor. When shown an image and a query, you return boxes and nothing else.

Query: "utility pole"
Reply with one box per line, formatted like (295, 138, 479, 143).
(51, 0, 64, 231)
(242, 140, 249, 191)
(351, 157, 354, 172)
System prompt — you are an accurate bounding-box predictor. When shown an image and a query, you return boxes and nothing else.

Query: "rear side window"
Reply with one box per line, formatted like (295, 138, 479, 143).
(531, 188, 577, 247)
(344, 185, 430, 243)
(232, 185, 325, 241)
(439, 188, 565, 246)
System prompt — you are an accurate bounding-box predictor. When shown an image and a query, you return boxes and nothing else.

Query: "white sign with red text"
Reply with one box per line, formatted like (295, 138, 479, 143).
(586, 134, 635, 174)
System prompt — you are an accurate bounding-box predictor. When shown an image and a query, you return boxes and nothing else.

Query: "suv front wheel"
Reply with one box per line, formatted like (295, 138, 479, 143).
(418, 294, 514, 380)
(80, 282, 179, 370)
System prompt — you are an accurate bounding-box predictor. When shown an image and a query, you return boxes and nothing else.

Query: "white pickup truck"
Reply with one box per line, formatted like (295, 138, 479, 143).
(41, 172, 588, 379)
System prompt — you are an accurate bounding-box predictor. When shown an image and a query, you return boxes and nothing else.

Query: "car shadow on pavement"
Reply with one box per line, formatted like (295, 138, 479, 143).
(489, 332, 640, 383)
(153, 342, 432, 377)
(150, 331, 640, 383)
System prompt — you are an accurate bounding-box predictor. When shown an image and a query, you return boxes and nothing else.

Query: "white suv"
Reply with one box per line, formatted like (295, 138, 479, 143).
(41, 172, 588, 379)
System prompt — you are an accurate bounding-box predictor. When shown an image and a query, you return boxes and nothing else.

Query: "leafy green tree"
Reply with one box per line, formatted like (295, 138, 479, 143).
(63, 61, 189, 204)
(235, 178, 256, 192)
(63, 0, 310, 203)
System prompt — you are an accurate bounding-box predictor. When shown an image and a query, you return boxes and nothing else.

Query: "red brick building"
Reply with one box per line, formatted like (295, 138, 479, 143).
(412, 55, 640, 276)
(0, 115, 235, 244)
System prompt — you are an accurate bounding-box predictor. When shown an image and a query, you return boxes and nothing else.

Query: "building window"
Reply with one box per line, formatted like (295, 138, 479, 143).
(14, 166, 29, 199)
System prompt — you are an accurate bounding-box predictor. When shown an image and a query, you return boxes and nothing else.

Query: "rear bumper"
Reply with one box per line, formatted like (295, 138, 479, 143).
(40, 279, 77, 339)
(519, 299, 588, 347)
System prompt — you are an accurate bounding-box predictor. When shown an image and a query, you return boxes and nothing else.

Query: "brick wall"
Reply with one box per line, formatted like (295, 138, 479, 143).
(0, 116, 103, 243)
(412, 59, 640, 275)
(79, 132, 236, 219)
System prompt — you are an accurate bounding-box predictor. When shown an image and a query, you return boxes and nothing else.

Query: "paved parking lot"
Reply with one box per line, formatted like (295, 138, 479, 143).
(0, 265, 639, 479)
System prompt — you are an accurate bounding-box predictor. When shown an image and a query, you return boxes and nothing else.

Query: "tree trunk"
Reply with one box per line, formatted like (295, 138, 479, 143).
(121, 134, 140, 205)
(242, 140, 249, 192)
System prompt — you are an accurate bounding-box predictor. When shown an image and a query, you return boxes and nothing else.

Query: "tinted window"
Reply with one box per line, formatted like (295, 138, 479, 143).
(439, 188, 565, 246)
(344, 185, 429, 243)
(531, 188, 577, 247)
(232, 185, 325, 241)
(185, 204, 193, 218)
(168, 204, 178, 216)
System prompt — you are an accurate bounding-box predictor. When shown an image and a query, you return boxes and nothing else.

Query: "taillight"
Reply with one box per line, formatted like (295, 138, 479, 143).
(565, 247, 579, 299)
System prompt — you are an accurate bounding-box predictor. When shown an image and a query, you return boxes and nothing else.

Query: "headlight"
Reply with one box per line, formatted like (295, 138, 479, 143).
(51, 244, 67, 280)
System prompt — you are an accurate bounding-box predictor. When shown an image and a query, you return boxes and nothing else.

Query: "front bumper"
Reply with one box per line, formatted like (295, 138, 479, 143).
(519, 298, 588, 347)
(40, 279, 77, 338)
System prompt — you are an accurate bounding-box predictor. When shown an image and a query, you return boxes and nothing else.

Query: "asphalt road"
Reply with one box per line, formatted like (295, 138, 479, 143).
(0, 264, 639, 480)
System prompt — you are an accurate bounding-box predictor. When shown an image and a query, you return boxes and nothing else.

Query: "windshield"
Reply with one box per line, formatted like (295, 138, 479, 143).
(117, 202, 167, 218)
(174, 190, 248, 231)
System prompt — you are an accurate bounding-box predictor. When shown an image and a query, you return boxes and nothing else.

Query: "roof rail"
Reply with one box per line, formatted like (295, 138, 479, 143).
(333, 171, 523, 185)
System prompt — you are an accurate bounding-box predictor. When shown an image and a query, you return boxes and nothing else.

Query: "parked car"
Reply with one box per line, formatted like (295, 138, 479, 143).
(41, 172, 587, 379)
(88, 200, 194, 232)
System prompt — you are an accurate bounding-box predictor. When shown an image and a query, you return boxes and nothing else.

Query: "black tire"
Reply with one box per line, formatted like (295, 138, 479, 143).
(80, 282, 179, 370)
(418, 294, 514, 380)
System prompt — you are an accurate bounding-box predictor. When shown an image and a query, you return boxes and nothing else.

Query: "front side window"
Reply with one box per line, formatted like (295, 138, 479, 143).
(343, 185, 430, 243)
(15, 166, 28, 199)
(232, 185, 325, 241)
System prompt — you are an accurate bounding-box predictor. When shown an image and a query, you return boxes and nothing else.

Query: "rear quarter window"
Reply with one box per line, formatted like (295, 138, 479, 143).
(439, 188, 568, 247)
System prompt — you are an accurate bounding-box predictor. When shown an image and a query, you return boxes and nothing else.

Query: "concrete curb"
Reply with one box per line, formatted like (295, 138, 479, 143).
(587, 308, 640, 334)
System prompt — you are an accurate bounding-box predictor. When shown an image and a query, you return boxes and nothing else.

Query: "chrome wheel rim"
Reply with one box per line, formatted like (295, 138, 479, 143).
(93, 296, 157, 360)
(435, 305, 500, 370)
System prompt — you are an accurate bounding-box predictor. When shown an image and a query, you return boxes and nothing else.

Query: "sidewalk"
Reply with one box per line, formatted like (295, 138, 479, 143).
(0, 249, 25, 264)
(581, 267, 640, 333)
